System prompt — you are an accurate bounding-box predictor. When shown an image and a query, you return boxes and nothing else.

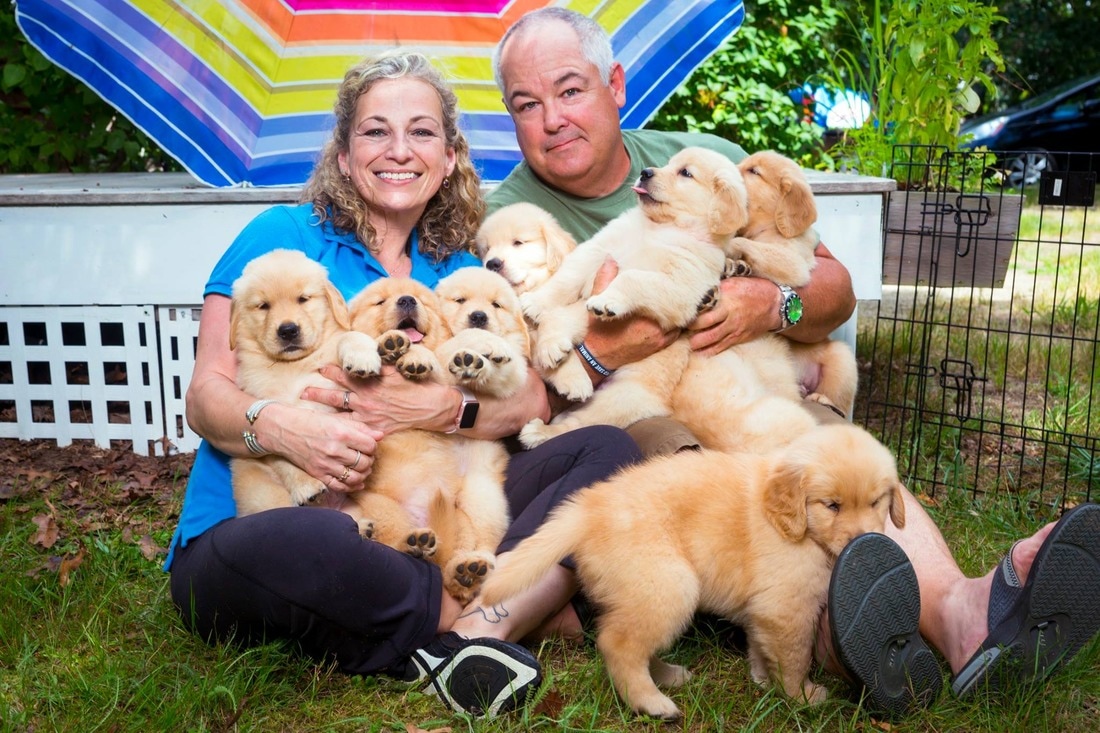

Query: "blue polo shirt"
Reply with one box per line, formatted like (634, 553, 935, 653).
(164, 203, 479, 569)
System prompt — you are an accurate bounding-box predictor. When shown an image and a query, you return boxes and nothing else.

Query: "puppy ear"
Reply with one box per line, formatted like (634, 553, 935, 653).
(325, 282, 352, 331)
(709, 169, 749, 238)
(889, 482, 907, 529)
(542, 219, 577, 274)
(775, 173, 817, 238)
(228, 296, 242, 351)
(765, 458, 808, 541)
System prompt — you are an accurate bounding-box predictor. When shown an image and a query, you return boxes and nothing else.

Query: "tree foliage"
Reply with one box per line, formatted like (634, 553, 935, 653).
(0, 3, 180, 174)
(648, 0, 847, 168)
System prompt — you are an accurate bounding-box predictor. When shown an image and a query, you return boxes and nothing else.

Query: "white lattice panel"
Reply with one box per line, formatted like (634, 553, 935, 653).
(157, 306, 202, 454)
(0, 306, 167, 455)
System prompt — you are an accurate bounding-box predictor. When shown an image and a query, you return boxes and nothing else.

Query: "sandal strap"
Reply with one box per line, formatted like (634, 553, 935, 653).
(987, 540, 1026, 630)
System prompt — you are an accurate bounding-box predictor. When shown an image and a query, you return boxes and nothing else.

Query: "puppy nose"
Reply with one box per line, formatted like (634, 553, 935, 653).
(277, 322, 300, 342)
(468, 311, 488, 329)
(397, 295, 418, 312)
(639, 167, 654, 180)
(485, 259, 503, 272)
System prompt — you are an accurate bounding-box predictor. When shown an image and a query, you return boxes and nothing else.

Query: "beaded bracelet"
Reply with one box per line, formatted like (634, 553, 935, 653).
(576, 341, 613, 377)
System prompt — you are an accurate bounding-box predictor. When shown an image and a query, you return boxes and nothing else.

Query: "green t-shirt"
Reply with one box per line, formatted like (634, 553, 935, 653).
(486, 129, 748, 243)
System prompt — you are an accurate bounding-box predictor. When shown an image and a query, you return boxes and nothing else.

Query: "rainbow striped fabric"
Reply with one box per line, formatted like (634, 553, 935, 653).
(14, 0, 744, 187)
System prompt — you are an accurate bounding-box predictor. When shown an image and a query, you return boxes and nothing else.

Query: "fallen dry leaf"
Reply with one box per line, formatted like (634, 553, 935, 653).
(58, 546, 86, 587)
(138, 534, 165, 561)
(30, 513, 60, 548)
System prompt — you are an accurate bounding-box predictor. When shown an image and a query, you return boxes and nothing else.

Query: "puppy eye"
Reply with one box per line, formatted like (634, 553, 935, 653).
(825, 501, 840, 513)
(257, 302, 270, 311)
(748, 166, 761, 176)
(678, 167, 693, 178)
(512, 239, 524, 247)
(491, 301, 502, 309)
(374, 299, 386, 306)
(298, 295, 309, 304)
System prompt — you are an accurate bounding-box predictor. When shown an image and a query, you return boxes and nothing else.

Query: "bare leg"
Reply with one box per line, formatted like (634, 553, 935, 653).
(447, 557, 579, 644)
(817, 487, 1056, 675)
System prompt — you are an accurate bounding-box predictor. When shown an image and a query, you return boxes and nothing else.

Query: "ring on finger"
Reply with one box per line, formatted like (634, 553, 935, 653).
(351, 449, 362, 469)
(339, 465, 351, 482)
(342, 390, 351, 411)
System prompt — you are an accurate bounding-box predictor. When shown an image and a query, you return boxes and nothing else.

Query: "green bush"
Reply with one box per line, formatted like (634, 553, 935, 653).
(0, 4, 180, 174)
(648, 0, 846, 168)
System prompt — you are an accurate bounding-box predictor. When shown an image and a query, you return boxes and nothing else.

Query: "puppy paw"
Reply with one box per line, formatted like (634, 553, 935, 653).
(394, 345, 438, 381)
(802, 682, 828, 705)
(445, 552, 495, 602)
(534, 337, 574, 371)
(696, 286, 719, 313)
(377, 329, 411, 363)
(338, 332, 382, 378)
(585, 291, 629, 320)
(519, 291, 547, 323)
(357, 519, 375, 540)
(404, 528, 437, 558)
(290, 482, 326, 507)
(448, 347, 508, 383)
(518, 419, 553, 449)
(723, 257, 752, 278)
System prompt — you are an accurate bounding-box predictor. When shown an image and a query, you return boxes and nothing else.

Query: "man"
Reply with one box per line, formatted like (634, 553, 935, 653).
(486, 6, 1100, 717)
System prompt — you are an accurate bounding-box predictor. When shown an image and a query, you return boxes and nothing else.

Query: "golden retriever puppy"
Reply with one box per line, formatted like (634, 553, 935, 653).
(727, 150, 820, 285)
(477, 202, 578, 295)
(434, 267, 531, 398)
(476, 203, 593, 400)
(229, 249, 378, 516)
(343, 277, 511, 603)
(482, 423, 907, 720)
(518, 147, 749, 446)
(727, 150, 858, 416)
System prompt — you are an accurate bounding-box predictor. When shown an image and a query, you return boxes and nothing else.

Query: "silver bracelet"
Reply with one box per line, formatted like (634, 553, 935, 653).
(246, 398, 278, 425)
(242, 430, 267, 455)
(576, 341, 613, 377)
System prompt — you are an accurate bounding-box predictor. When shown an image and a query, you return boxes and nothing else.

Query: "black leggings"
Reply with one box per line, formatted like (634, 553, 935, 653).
(169, 425, 640, 676)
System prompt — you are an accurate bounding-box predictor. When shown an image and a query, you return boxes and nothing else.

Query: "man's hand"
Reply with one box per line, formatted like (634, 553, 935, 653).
(687, 276, 781, 355)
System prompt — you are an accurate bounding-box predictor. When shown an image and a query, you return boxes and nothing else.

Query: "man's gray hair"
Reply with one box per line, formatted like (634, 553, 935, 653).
(491, 8, 614, 92)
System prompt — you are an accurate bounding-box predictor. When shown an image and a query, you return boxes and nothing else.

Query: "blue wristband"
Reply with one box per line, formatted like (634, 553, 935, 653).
(576, 341, 613, 377)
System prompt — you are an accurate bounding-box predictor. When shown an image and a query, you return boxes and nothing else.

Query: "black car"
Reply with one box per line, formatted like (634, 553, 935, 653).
(960, 72, 1100, 186)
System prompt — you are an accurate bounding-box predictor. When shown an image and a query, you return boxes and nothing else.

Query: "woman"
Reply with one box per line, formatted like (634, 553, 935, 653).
(166, 50, 640, 718)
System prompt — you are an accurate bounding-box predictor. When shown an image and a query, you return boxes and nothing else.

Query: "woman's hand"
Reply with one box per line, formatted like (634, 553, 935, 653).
(254, 402, 384, 492)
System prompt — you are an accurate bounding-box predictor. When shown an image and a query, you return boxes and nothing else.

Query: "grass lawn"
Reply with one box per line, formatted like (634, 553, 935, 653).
(2, 438, 1098, 733)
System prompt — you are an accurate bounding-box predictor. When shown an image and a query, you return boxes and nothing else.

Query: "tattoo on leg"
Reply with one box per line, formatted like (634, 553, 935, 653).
(459, 603, 510, 625)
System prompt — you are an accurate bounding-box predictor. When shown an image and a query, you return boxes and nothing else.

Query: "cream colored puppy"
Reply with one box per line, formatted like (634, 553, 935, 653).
(475, 204, 592, 399)
(229, 249, 378, 516)
(482, 423, 907, 720)
(518, 147, 749, 446)
(434, 267, 531, 398)
(342, 277, 510, 603)
(726, 150, 859, 416)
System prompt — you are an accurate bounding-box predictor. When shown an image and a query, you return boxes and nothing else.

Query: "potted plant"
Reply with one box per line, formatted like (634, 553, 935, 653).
(824, 0, 1022, 288)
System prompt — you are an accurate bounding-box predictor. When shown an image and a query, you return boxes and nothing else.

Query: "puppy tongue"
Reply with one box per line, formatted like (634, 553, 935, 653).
(632, 186, 648, 195)
(404, 328, 425, 343)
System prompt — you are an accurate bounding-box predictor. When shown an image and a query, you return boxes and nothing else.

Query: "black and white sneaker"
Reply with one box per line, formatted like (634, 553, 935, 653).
(406, 632, 542, 717)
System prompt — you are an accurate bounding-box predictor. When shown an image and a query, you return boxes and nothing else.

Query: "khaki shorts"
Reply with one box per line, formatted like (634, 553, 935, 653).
(626, 398, 849, 458)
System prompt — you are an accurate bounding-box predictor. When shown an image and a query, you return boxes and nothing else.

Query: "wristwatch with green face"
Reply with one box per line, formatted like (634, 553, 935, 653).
(773, 284, 803, 332)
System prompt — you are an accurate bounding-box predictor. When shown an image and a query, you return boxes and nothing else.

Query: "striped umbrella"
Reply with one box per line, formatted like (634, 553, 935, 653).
(14, 1, 745, 187)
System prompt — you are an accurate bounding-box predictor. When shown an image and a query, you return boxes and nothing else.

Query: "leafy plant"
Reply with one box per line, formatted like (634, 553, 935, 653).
(649, 0, 848, 168)
(0, 4, 180, 174)
(822, 0, 1006, 185)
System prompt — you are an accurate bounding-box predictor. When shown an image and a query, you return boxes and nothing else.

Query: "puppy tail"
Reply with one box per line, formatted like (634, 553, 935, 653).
(479, 500, 586, 607)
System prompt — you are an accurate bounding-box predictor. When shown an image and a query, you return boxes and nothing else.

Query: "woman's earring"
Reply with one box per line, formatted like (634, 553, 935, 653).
(442, 177, 450, 189)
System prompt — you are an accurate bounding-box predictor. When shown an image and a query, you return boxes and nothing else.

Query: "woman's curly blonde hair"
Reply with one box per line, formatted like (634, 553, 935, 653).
(301, 50, 485, 262)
